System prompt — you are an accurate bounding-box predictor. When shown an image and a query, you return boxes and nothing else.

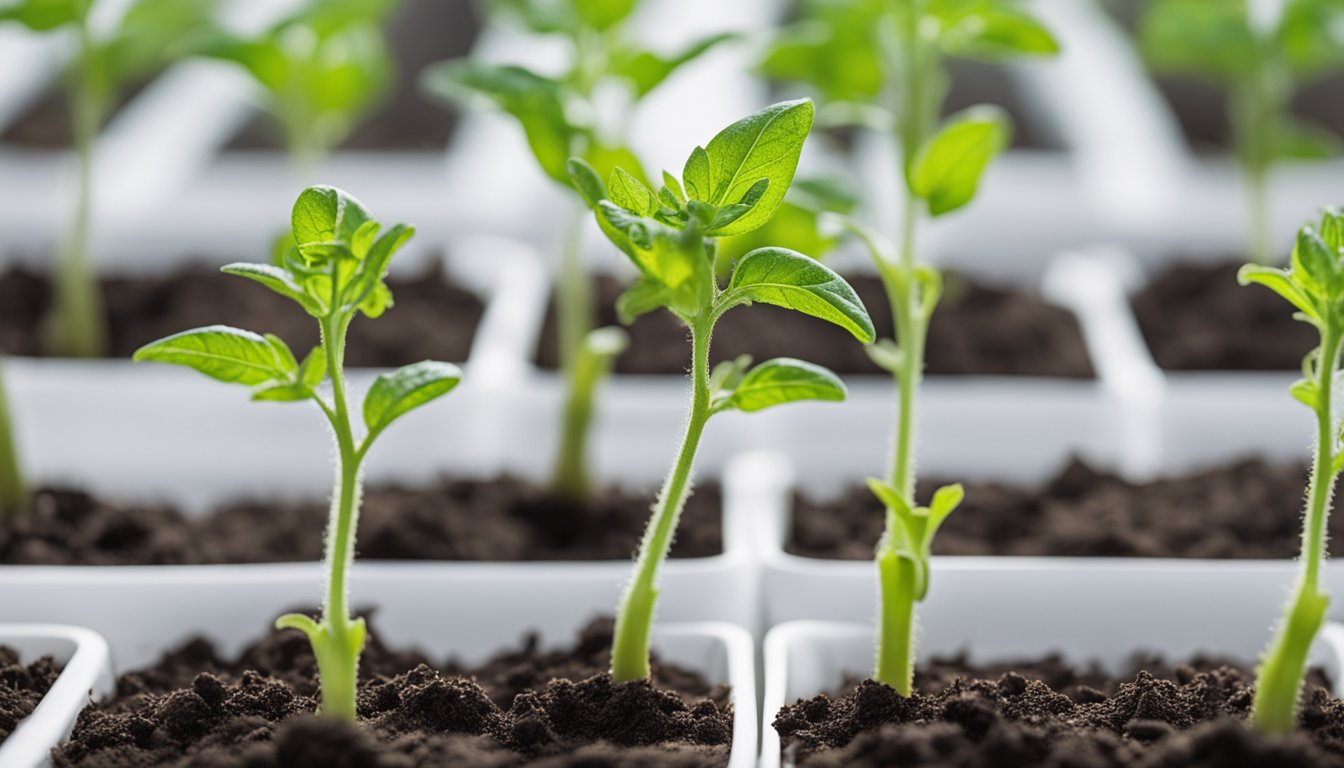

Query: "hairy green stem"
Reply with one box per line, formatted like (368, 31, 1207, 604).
(550, 206, 598, 499)
(874, 9, 938, 692)
(0, 359, 26, 520)
(306, 309, 366, 720)
(611, 317, 711, 683)
(49, 16, 106, 358)
(1253, 326, 1340, 734)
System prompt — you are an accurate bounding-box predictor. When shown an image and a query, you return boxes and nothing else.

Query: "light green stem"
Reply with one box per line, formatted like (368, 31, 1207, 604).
(309, 311, 366, 720)
(1253, 326, 1340, 734)
(0, 359, 26, 520)
(611, 318, 711, 683)
(48, 16, 106, 358)
(1231, 52, 1282, 266)
(550, 206, 599, 500)
(874, 9, 938, 692)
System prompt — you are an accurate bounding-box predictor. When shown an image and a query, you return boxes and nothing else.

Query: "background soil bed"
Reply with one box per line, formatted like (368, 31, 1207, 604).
(0, 645, 60, 744)
(788, 457, 1321, 559)
(536, 275, 1094, 378)
(0, 479, 722, 565)
(1131, 260, 1314, 371)
(774, 654, 1344, 767)
(52, 618, 733, 767)
(0, 262, 483, 366)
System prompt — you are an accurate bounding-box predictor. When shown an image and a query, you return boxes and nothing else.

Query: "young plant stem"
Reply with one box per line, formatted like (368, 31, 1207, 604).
(610, 316, 711, 683)
(0, 359, 26, 520)
(49, 16, 106, 358)
(550, 205, 598, 500)
(301, 304, 368, 721)
(1231, 54, 1281, 266)
(1253, 326, 1341, 734)
(874, 9, 939, 695)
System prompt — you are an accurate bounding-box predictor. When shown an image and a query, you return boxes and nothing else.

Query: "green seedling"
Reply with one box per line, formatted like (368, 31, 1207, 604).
(0, 359, 24, 520)
(1239, 208, 1344, 735)
(202, 0, 396, 176)
(1141, 0, 1344, 264)
(421, 0, 736, 503)
(134, 186, 462, 719)
(764, 0, 1057, 695)
(0, 0, 215, 357)
(570, 99, 875, 682)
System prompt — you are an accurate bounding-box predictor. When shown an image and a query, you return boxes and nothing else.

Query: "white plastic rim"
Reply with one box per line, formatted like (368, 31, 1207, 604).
(2, 237, 537, 508)
(748, 445, 1344, 629)
(0, 624, 114, 768)
(759, 620, 1344, 768)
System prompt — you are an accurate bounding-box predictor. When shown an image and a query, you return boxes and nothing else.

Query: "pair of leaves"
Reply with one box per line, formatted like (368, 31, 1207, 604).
(134, 326, 461, 436)
(708, 356, 847, 414)
(868, 479, 964, 600)
(230, 186, 414, 321)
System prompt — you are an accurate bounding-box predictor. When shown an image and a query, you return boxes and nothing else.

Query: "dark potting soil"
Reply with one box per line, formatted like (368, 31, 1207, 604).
(227, 0, 482, 152)
(0, 645, 62, 743)
(535, 275, 1095, 378)
(51, 618, 734, 767)
(1131, 259, 1315, 371)
(773, 654, 1344, 767)
(0, 478, 722, 565)
(787, 456, 1323, 560)
(0, 261, 483, 366)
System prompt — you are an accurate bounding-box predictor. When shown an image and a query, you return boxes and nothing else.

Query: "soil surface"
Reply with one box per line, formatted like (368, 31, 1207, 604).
(1132, 260, 1315, 371)
(774, 654, 1344, 767)
(227, 0, 482, 152)
(52, 618, 733, 767)
(788, 456, 1322, 560)
(0, 478, 722, 565)
(0, 261, 483, 366)
(536, 275, 1095, 378)
(0, 645, 61, 743)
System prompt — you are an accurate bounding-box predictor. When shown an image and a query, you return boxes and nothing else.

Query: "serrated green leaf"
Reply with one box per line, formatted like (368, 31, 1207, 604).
(609, 166, 658, 216)
(133, 325, 297, 387)
(683, 146, 711, 201)
(613, 32, 739, 96)
(662, 170, 686, 204)
(363, 360, 462, 437)
(1238, 264, 1320, 322)
(421, 61, 574, 182)
(911, 106, 1010, 217)
(567, 157, 607, 207)
(616, 275, 672, 323)
(719, 357, 847, 413)
(221, 262, 326, 317)
(1292, 227, 1337, 293)
(723, 247, 875, 342)
(694, 99, 814, 236)
(292, 186, 375, 253)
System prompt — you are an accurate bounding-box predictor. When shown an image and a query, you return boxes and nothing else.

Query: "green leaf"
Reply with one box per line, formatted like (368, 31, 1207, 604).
(292, 186, 375, 253)
(567, 157, 607, 208)
(298, 346, 327, 389)
(759, 6, 885, 103)
(1291, 378, 1319, 409)
(1139, 0, 1257, 82)
(574, 0, 637, 30)
(682, 146, 711, 202)
(1237, 264, 1320, 322)
(609, 166, 658, 216)
(0, 0, 82, 31)
(911, 106, 1010, 217)
(133, 325, 297, 387)
(719, 357, 847, 413)
(926, 482, 964, 531)
(939, 5, 1059, 60)
(1292, 227, 1338, 293)
(613, 32, 739, 97)
(363, 360, 462, 437)
(693, 99, 815, 236)
(723, 247, 876, 342)
(1321, 208, 1344, 252)
(221, 262, 325, 317)
(421, 61, 574, 182)
(616, 275, 672, 323)
(865, 338, 903, 374)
